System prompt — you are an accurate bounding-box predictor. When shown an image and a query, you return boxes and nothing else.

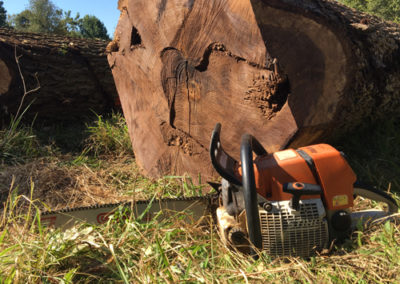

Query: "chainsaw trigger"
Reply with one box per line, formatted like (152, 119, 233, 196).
(283, 182, 322, 210)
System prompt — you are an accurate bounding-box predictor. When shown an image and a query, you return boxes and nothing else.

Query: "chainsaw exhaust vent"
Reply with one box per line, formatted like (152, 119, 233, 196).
(259, 199, 328, 257)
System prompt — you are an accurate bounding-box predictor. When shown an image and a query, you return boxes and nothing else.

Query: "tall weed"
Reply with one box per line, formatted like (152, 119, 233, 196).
(0, 107, 41, 165)
(84, 112, 133, 157)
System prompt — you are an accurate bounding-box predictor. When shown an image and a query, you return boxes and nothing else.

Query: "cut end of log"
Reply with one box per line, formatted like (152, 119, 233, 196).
(108, 0, 400, 180)
(0, 60, 11, 96)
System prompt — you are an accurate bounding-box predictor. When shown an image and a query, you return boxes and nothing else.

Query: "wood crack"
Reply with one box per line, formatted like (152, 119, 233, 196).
(195, 42, 275, 72)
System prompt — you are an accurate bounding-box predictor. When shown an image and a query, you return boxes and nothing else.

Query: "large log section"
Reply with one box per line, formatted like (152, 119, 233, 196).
(0, 28, 118, 125)
(108, 0, 400, 180)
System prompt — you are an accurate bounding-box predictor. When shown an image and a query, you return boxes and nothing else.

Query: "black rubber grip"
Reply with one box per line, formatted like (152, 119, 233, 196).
(209, 123, 241, 185)
(241, 134, 263, 258)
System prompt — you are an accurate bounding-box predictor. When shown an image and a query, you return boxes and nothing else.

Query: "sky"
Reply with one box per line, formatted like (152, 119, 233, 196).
(3, 0, 121, 37)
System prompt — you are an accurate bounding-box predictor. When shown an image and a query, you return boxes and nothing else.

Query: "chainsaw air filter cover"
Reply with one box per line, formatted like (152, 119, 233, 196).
(259, 199, 328, 257)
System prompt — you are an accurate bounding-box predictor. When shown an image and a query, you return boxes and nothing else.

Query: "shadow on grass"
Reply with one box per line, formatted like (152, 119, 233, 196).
(331, 116, 400, 194)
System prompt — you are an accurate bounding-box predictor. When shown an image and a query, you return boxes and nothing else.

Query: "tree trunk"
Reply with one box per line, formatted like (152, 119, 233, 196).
(0, 28, 119, 126)
(108, 0, 400, 180)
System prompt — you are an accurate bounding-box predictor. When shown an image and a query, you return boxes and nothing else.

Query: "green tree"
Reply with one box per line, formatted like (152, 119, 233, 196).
(8, 0, 110, 39)
(367, 0, 400, 22)
(339, 0, 400, 22)
(9, 0, 63, 33)
(10, 10, 33, 31)
(79, 15, 110, 40)
(0, 1, 7, 27)
(59, 10, 81, 37)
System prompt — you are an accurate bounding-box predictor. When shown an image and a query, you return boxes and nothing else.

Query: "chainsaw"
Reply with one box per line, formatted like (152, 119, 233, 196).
(41, 123, 398, 258)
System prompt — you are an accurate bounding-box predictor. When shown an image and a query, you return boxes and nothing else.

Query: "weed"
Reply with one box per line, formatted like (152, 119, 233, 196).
(1, 187, 399, 282)
(0, 47, 41, 165)
(0, 107, 41, 165)
(84, 112, 133, 158)
(1, 103, 399, 282)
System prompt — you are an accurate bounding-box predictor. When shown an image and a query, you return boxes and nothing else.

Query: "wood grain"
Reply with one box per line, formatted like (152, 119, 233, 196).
(108, 0, 400, 180)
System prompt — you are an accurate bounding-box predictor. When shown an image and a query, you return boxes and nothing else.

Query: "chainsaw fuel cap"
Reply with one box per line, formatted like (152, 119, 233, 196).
(293, 182, 305, 190)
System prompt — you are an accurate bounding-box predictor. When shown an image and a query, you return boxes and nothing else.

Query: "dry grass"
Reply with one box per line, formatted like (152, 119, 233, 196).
(1, 113, 399, 283)
(0, 186, 399, 283)
(0, 157, 132, 210)
(0, 155, 207, 212)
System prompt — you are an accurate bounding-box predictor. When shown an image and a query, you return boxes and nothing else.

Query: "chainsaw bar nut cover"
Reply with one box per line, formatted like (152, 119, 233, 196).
(331, 210, 352, 232)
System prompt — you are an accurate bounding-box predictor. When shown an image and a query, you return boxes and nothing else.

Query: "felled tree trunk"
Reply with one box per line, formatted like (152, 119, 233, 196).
(108, 0, 400, 180)
(0, 28, 119, 125)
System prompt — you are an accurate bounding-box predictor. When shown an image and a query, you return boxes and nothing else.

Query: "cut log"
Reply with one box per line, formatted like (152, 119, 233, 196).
(0, 28, 119, 126)
(108, 0, 400, 180)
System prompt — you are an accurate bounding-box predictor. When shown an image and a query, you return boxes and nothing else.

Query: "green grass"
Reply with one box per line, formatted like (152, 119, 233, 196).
(84, 112, 134, 158)
(0, 108, 42, 165)
(1, 188, 399, 283)
(0, 113, 399, 283)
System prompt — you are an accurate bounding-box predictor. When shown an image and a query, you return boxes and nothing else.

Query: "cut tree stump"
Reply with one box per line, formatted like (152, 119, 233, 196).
(0, 28, 119, 125)
(108, 0, 400, 180)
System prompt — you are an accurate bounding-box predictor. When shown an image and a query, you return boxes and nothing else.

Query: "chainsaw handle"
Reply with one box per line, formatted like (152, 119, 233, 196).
(241, 134, 263, 257)
(210, 123, 242, 186)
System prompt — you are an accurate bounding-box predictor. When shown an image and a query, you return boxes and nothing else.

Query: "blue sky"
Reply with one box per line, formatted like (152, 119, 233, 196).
(3, 0, 120, 37)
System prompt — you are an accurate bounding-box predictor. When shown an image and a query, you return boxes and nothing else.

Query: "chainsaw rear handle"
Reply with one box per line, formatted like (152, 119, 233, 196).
(240, 133, 264, 257)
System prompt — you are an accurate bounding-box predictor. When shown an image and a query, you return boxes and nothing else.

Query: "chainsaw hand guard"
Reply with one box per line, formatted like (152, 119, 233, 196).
(210, 123, 242, 185)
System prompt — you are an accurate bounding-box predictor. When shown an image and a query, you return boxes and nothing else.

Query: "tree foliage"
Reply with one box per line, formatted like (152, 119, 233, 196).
(339, 0, 400, 22)
(0, 1, 7, 27)
(10, 0, 64, 34)
(8, 0, 110, 39)
(79, 15, 110, 40)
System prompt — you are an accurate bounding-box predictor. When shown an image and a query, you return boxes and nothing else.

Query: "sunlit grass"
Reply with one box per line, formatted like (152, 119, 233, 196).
(0, 113, 399, 282)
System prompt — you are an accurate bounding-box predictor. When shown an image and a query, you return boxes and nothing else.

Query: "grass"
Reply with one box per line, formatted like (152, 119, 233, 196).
(0, 108, 42, 165)
(0, 112, 399, 283)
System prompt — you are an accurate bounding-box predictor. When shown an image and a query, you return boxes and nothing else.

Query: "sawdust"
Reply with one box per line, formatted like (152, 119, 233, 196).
(0, 156, 140, 211)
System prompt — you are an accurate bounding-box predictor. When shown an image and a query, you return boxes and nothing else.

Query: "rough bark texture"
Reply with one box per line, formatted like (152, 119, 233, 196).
(0, 28, 119, 126)
(108, 0, 400, 180)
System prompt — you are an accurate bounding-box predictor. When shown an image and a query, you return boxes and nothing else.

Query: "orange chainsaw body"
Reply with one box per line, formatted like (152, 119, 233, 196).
(237, 144, 357, 210)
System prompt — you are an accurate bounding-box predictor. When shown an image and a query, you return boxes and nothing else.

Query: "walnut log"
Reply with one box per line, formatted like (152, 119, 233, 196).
(0, 28, 119, 125)
(108, 0, 400, 180)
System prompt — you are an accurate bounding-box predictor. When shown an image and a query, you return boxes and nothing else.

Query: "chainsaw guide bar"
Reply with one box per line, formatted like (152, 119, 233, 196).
(41, 194, 219, 229)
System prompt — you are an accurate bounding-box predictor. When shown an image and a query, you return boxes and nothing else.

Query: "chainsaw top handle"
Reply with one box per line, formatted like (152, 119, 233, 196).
(240, 133, 265, 257)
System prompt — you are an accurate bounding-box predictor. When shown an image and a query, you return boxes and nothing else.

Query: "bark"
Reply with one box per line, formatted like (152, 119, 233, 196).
(0, 28, 119, 126)
(108, 0, 400, 180)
